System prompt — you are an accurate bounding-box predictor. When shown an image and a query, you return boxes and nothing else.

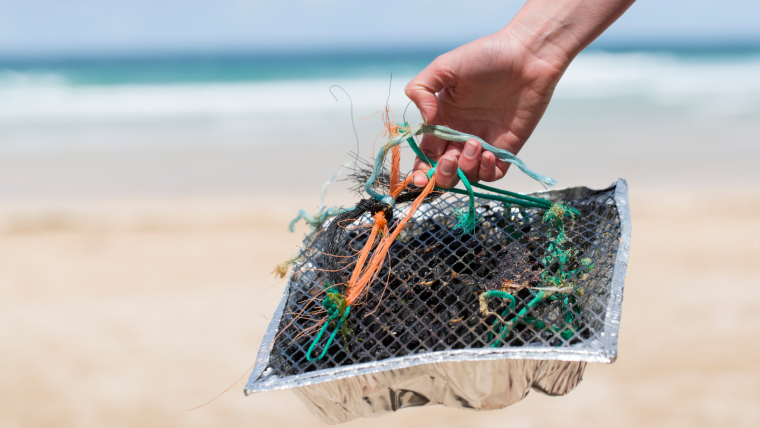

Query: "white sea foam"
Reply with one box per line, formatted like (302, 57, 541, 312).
(0, 77, 412, 121)
(1, 52, 758, 152)
(559, 52, 760, 101)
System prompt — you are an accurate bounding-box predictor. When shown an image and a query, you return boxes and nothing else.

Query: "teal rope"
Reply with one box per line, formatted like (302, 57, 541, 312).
(453, 168, 479, 234)
(483, 286, 581, 347)
(471, 182, 552, 208)
(470, 183, 580, 217)
(364, 134, 408, 206)
(363, 124, 558, 207)
(306, 305, 351, 361)
(482, 290, 517, 307)
(419, 125, 557, 188)
(407, 137, 564, 220)
(425, 163, 437, 180)
(482, 290, 516, 344)
(407, 137, 577, 213)
(289, 207, 349, 232)
(446, 188, 545, 210)
(304, 124, 573, 358)
(291, 164, 354, 231)
(413, 141, 479, 233)
(306, 316, 331, 361)
(481, 194, 587, 348)
(492, 290, 548, 347)
(523, 316, 575, 342)
(307, 284, 351, 361)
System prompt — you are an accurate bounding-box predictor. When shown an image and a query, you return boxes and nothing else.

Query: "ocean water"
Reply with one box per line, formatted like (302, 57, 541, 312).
(0, 48, 759, 197)
(1, 49, 759, 152)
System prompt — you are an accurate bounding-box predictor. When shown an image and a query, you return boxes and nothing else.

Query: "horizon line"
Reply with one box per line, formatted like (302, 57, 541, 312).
(1, 39, 759, 63)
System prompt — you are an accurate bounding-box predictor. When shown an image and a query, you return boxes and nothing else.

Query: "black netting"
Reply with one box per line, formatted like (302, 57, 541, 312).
(265, 185, 620, 377)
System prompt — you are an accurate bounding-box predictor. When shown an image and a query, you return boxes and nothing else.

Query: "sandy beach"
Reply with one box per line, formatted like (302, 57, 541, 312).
(1, 179, 759, 427)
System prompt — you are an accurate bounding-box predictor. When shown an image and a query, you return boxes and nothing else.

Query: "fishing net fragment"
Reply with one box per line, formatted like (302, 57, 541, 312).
(269, 109, 599, 364)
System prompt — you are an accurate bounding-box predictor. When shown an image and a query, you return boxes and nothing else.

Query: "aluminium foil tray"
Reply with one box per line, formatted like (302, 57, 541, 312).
(245, 179, 631, 424)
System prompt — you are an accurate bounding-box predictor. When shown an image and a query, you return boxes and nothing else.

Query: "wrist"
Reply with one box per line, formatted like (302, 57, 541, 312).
(500, 0, 635, 70)
(499, 12, 581, 71)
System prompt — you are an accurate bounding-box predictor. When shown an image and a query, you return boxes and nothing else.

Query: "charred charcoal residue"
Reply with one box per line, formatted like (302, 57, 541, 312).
(267, 186, 621, 377)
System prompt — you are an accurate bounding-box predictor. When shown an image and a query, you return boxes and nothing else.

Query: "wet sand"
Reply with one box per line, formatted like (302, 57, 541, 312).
(1, 183, 758, 428)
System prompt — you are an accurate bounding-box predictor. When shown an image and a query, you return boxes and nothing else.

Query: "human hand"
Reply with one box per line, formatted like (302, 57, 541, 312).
(405, 0, 635, 189)
(405, 31, 565, 188)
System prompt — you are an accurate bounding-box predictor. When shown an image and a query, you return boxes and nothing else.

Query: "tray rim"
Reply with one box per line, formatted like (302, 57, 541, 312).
(245, 178, 631, 395)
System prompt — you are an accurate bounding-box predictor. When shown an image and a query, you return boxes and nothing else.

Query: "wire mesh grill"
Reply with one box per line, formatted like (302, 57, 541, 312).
(264, 185, 621, 378)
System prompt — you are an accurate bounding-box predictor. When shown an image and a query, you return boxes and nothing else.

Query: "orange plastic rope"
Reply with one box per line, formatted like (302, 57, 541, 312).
(343, 107, 429, 307)
(389, 145, 402, 198)
(344, 211, 387, 304)
(345, 176, 436, 306)
(390, 172, 417, 200)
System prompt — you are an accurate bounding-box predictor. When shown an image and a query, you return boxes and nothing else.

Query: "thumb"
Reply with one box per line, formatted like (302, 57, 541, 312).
(404, 58, 452, 125)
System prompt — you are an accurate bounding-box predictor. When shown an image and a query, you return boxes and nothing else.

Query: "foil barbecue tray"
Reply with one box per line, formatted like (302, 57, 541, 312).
(245, 179, 631, 424)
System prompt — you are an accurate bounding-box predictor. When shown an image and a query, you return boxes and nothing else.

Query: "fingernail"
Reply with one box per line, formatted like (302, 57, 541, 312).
(463, 140, 478, 158)
(421, 111, 428, 125)
(439, 156, 456, 176)
(481, 152, 492, 169)
(413, 174, 427, 186)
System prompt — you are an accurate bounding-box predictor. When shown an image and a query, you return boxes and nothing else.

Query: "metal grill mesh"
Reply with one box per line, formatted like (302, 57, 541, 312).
(265, 185, 620, 377)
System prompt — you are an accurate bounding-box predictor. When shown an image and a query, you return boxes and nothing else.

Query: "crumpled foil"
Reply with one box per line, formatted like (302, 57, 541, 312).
(245, 179, 632, 424)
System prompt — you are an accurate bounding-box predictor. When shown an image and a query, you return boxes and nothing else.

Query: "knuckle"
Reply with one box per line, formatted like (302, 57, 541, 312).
(404, 82, 419, 98)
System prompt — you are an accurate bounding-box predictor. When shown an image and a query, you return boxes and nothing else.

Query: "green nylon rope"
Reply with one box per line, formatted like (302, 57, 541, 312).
(453, 168, 480, 234)
(482, 290, 517, 307)
(289, 207, 348, 232)
(292, 130, 576, 232)
(307, 284, 351, 361)
(363, 124, 556, 205)
(482, 290, 516, 345)
(491, 290, 548, 347)
(306, 305, 351, 361)
(408, 136, 580, 217)
(303, 125, 582, 359)
(481, 290, 515, 344)
(484, 199, 588, 347)
(290, 163, 354, 232)
(417, 142, 479, 234)
(471, 182, 552, 208)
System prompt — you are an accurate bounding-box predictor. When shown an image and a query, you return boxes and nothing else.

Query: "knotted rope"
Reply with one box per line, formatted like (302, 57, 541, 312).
(480, 205, 593, 347)
(302, 117, 582, 360)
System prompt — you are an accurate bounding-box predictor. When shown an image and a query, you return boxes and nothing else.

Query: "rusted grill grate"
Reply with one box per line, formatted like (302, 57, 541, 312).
(264, 185, 621, 377)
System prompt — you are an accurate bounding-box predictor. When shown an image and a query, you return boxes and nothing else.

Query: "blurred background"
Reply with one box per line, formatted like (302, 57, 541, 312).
(0, 1, 758, 427)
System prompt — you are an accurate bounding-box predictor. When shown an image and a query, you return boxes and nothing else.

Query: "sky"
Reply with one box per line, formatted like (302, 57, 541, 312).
(0, 0, 758, 56)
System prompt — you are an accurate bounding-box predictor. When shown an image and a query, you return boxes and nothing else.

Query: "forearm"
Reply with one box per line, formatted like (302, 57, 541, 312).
(503, 0, 636, 69)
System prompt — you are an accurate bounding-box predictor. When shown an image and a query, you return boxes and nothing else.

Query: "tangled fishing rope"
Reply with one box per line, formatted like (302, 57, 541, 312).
(286, 118, 583, 360)
(481, 203, 593, 347)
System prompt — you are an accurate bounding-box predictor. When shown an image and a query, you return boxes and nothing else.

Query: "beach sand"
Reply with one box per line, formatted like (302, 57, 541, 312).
(1, 182, 759, 428)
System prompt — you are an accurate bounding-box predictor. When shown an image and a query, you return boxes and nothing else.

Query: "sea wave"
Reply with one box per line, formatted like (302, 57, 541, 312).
(558, 52, 760, 99)
(1, 51, 758, 152)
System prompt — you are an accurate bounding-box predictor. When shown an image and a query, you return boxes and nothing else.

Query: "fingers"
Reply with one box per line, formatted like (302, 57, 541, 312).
(404, 81, 437, 126)
(417, 134, 449, 165)
(412, 139, 509, 189)
(412, 144, 462, 190)
(434, 156, 459, 189)
(478, 151, 508, 182)
(457, 139, 482, 182)
(424, 136, 463, 189)
(412, 157, 431, 186)
(404, 57, 453, 125)
(412, 133, 448, 186)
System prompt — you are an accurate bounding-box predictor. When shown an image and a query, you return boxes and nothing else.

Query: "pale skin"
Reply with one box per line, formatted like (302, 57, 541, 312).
(406, 0, 636, 189)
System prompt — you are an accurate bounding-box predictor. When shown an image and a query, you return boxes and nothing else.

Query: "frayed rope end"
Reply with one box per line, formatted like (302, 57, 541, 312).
(453, 207, 481, 235)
